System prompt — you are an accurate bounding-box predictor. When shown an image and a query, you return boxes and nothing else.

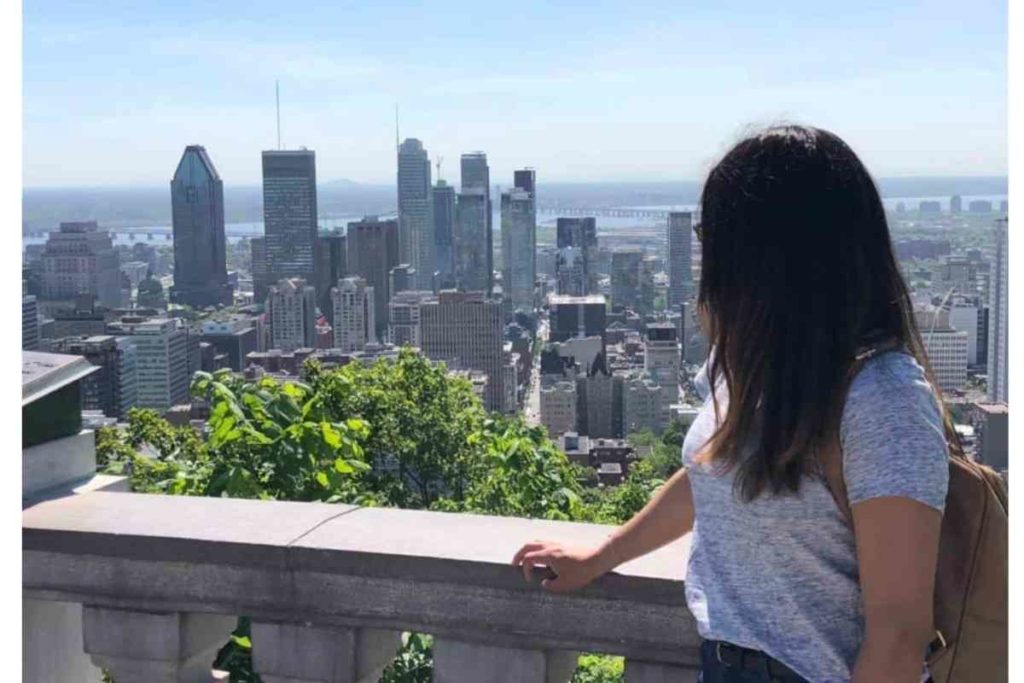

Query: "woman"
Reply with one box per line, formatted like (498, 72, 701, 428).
(512, 125, 952, 683)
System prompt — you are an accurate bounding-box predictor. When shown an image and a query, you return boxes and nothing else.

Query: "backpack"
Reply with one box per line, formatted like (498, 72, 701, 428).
(822, 344, 1008, 682)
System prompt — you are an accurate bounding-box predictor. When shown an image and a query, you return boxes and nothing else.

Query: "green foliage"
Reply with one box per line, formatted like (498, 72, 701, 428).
(572, 654, 625, 682)
(379, 633, 433, 683)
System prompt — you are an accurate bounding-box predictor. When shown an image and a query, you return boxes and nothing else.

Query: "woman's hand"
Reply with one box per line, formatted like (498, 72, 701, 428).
(511, 540, 612, 593)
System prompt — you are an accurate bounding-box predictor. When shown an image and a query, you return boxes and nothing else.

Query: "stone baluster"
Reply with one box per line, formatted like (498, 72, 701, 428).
(433, 638, 578, 683)
(250, 620, 400, 683)
(82, 606, 235, 683)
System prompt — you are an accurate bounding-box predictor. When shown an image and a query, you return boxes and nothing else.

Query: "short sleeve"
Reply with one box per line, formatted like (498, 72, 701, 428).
(840, 353, 950, 511)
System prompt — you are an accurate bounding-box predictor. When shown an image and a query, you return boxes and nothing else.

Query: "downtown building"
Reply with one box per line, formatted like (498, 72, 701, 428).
(987, 218, 1008, 403)
(610, 249, 643, 312)
(667, 212, 694, 307)
(199, 316, 259, 371)
(555, 217, 598, 296)
(388, 290, 435, 348)
(331, 277, 376, 353)
(347, 217, 400, 339)
(454, 188, 490, 293)
(917, 308, 969, 392)
(50, 335, 137, 419)
(262, 150, 318, 289)
(420, 291, 507, 413)
(169, 145, 232, 307)
(540, 379, 577, 439)
(433, 180, 457, 288)
(461, 153, 493, 295)
(106, 317, 188, 413)
(314, 230, 347, 324)
(397, 139, 435, 290)
(548, 294, 607, 345)
(266, 278, 317, 352)
(23, 294, 40, 350)
(40, 221, 122, 310)
(501, 169, 537, 314)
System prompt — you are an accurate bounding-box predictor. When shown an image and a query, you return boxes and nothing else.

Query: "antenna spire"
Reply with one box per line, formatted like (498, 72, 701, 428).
(436, 156, 443, 181)
(275, 80, 282, 150)
(394, 103, 400, 152)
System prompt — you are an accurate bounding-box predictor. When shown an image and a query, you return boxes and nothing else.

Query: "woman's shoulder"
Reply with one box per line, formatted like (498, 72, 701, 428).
(848, 349, 934, 402)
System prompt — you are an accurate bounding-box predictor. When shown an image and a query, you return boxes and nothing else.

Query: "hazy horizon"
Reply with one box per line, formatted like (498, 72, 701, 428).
(23, 0, 1007, 187)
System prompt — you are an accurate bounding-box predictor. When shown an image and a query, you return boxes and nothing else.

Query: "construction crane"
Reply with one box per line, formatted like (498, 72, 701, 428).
(435, 156, 444, 181)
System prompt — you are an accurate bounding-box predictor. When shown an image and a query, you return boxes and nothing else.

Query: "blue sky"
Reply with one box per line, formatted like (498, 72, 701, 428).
(23, 0, 1007, 187)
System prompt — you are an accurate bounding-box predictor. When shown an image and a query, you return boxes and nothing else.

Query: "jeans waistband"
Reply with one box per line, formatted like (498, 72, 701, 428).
(701, 640, 808, 682)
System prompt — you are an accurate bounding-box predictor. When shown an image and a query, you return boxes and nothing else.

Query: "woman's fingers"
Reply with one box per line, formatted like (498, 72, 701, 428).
(520, 549, 558, 583)
(511, 541, 545, 566)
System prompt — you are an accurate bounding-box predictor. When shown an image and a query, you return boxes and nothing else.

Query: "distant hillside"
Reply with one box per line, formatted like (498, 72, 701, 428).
(21, 176, 1006, 232)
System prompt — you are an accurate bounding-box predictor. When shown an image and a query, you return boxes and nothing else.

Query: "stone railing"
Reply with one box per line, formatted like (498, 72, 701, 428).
(23, 492, 697, 682)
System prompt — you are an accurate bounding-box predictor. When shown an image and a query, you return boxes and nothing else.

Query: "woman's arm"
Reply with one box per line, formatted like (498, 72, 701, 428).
(850, 496, 942, 683)
(511, 467, 695, 592)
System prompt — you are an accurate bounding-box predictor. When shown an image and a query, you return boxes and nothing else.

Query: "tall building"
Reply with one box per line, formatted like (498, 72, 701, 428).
(331, 277, 376, 352)
(455, 188, 490, 293)
(987, 218, 1008, 403)
(169, 145, 232, 307)
(55, 336, 120, 417)
(389, 264, 415, 296)
(106, 318, 189, 412)
(346, 217, 400, 338)
(266, 278, 317, 352)
(555, 217, 598, 295)
(548, 294, 607, 344)
(22, 294, 40, 350)
(623, 373, 666, 436)
(41, 221, 121, 309)
(576, 370, 622, 439)
(540, 379, 577, 438)
(113, 337, 138, 419)
(200, 317, 259, 371)
(397, 139, 435, 290)
(918, 310, 968, 392)
(314, 230, 347, 324)
(461, 153, 493, 295)
(250, 237, 269, 302)
(262, 150, 318, 285)
(950, 195, 963, 214)
(433, 180, 457, 287)
(949, 301, 981, 366)
(420, 291, 505, 412)
(667, 212, 694, 307)
(611, 249, 643, 311)
(389, 290, 435, 348)
(501, 169, 537, 313)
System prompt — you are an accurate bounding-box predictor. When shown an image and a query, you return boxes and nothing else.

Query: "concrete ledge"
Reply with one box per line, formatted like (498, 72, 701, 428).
(24, 492, 697, 666)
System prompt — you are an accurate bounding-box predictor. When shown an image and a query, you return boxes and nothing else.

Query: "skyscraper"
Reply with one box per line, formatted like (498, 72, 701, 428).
(501, 169, 537, 313)
(41, 222, 122, 309)
(433, 180, 456, 288)
(22, 294, 39, 350)
(610, 249, 643, 311)
(314, 230, 347, 324)
(555, 217, 598, 296)
(266, 278, 317, 352)
(331, 277, 376, 352)
(346, 217, 400, 338)
(987, 218, 1008, 403)
(105, 317, 189, 412)
(420, 291, 505, 412)
(262, 150, 318, 285)
(397, 139, 434, 290)
(169, 145, 232, 307)
(667, 212, 694, 307)
(454, 188, 490, 292)
(461, 152, 492, 295)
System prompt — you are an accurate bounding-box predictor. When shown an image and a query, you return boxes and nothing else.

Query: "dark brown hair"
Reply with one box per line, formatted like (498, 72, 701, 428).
(696, 124, 960, 501)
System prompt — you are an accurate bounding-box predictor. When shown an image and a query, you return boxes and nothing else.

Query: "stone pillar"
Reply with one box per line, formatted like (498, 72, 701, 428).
(250, 621, 400, 683)
(82, 607, 235, 683)
(433, 639, 577, 683)
(624, 659, 700, 683)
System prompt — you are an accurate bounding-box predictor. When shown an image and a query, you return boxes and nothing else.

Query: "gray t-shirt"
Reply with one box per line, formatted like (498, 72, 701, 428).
(682, 350, 949, 682)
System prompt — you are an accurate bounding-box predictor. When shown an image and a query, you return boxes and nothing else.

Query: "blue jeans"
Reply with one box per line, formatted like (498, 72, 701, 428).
(698, 641, 808, 683)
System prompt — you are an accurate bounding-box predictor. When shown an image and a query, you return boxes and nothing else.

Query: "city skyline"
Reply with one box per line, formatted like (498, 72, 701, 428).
(23, 0, 1007, 187)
